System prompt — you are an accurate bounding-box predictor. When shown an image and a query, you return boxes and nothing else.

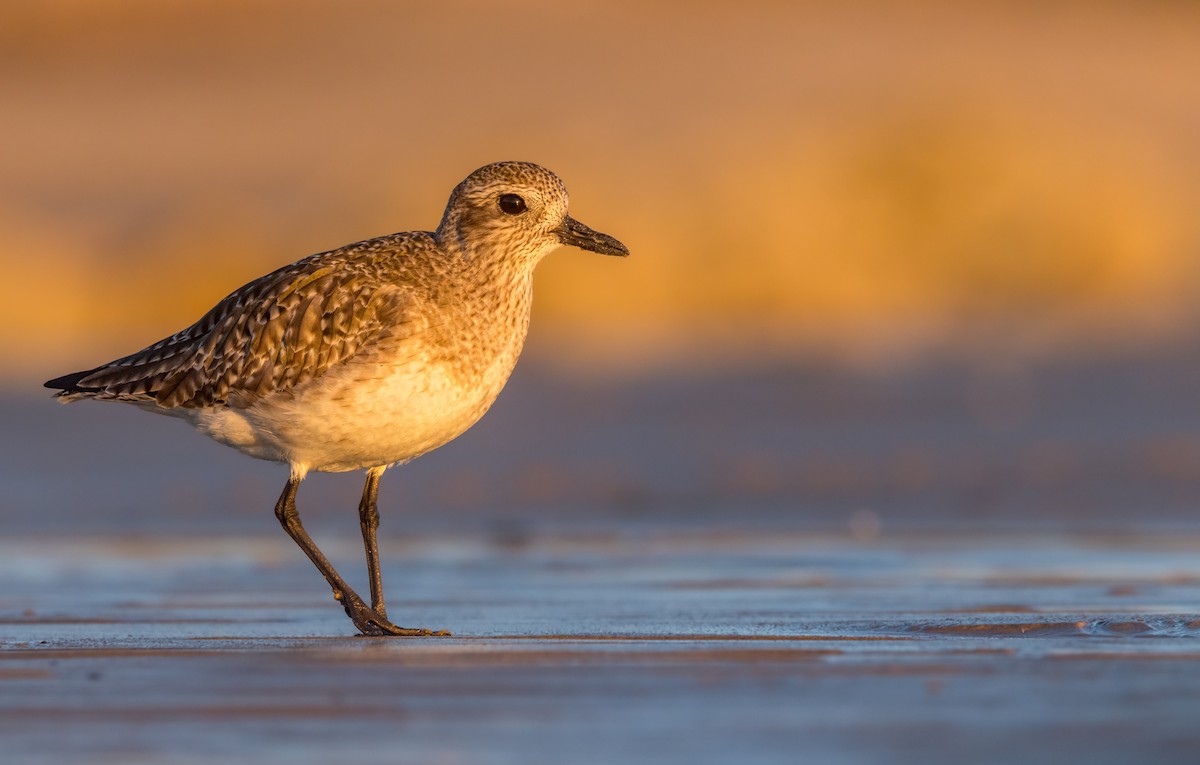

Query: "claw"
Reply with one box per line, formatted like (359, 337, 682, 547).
(340, 591, 450, 637)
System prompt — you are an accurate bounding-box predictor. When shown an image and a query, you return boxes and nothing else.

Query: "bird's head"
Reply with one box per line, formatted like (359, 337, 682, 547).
(436, 161, 628, 270)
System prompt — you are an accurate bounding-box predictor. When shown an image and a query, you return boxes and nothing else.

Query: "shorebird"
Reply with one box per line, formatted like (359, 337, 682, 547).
(45, 161, 628, 636)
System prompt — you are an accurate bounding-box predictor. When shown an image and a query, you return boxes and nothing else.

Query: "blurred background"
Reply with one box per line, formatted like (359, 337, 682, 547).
(5, 8, 1200, 761)
(3, 0, 1200, 534)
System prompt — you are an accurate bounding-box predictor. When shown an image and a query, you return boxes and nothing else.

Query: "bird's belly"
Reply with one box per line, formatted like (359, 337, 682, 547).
(206, 357, 510, 473)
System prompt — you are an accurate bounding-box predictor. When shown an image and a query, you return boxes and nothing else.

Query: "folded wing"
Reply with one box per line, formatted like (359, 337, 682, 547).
(47, 246, 416, 409)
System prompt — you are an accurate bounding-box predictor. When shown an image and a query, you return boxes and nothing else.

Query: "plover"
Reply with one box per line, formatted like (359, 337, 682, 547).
(45, 161, 628, 636)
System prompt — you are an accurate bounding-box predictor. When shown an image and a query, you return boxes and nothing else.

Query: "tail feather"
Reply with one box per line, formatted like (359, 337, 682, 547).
(44, 368, 103, 394)
(45, 365, 161, 403)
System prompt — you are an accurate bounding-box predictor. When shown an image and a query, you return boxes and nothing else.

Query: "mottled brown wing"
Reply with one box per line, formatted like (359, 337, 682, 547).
(53, 249, 415, 409)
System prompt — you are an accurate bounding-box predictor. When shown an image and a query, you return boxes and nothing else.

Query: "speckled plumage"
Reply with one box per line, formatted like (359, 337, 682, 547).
(47, 161, 628, 636)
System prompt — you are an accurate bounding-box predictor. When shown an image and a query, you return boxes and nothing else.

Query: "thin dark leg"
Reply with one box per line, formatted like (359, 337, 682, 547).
(358, 468, 386, 617)
(274, 475, 448, 637)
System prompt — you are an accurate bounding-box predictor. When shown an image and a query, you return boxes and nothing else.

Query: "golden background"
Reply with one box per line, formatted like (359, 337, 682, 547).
(2, 0, 1198, 382)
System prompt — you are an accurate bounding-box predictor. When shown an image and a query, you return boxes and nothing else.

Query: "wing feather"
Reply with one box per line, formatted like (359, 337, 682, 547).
(49, 234, 428, 409)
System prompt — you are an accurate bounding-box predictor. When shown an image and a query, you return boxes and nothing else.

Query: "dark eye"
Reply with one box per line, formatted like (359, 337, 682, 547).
(498, 193, 527, 215)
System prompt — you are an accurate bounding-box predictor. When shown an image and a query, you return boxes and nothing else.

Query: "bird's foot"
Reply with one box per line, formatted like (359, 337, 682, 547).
(335, 590, 451, 637)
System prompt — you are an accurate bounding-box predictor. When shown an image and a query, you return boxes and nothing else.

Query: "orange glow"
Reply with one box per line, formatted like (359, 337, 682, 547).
(3, 1, 1198, 381)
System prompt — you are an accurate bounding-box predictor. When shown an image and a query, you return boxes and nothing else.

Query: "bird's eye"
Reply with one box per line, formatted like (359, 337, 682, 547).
(498, 194, 527, 215)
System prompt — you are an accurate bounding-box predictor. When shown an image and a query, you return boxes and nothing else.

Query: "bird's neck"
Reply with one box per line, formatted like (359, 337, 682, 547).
(427, 253, 535, 389)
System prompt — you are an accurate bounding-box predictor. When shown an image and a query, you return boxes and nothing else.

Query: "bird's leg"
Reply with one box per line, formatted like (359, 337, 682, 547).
(274, 476, 449, 637)
(358, 467, 387, 617)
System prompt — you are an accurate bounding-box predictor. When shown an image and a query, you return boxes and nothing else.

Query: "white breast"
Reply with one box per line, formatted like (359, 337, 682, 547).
(187, 332, 523, 474)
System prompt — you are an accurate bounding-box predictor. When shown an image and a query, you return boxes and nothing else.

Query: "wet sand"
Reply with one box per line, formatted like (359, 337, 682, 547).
(3, 356, 1200, 764)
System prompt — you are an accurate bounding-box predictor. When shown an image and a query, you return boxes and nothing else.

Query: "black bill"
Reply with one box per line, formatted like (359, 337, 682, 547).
(557, 216, 629, 257)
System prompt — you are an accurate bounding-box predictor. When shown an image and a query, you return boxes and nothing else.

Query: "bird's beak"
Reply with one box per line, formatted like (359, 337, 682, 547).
(557, 216, 629, 257)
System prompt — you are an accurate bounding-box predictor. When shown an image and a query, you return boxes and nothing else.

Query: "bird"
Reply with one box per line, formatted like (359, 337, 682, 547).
(45, 161, 628, 637)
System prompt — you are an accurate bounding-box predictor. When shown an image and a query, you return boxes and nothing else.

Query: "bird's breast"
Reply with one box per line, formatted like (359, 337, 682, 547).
(233, 287, 532, 473)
